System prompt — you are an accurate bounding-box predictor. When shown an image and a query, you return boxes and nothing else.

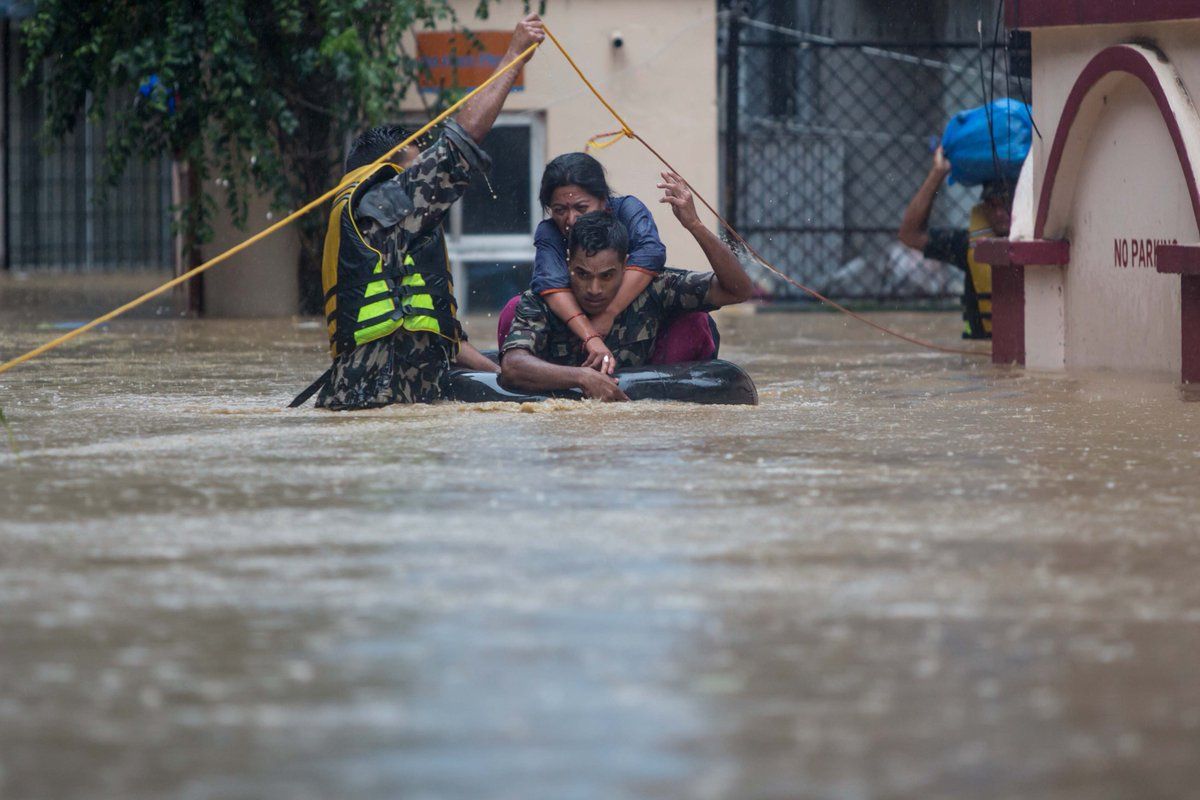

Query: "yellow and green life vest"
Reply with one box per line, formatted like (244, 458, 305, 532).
(965, 203, 993, 339)
(322, 162, 461, 359)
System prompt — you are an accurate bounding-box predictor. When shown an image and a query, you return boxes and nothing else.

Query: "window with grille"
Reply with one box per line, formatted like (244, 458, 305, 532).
(443, 113, 543, 315)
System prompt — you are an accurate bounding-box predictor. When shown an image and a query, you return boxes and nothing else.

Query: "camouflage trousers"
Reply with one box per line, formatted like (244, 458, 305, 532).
(315, 331, 456, 411)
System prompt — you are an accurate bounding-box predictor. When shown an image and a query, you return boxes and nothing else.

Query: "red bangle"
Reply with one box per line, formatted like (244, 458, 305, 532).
(583, 333, 602, 345)
(565, 311, 586, 326)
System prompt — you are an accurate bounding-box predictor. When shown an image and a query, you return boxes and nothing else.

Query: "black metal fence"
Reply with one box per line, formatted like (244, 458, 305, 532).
(722, 5, 1028, 302)
(3, 19, 174, 272)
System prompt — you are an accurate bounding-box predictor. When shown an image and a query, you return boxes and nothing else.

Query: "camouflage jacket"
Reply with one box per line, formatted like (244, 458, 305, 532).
(354, 119, 489, 277)
(314, 121, 489, 410)
(500, 268, 717, 368)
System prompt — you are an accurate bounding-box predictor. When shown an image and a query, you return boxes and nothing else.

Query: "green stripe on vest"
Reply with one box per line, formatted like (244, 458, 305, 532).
(320, 162, 460, 359)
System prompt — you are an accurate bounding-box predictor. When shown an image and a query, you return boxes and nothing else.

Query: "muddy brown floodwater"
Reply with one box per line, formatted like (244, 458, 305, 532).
(2, 273, 1200, 800)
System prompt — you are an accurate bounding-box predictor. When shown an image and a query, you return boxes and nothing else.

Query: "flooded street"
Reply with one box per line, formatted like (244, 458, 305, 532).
(3, 274, 1200, 799)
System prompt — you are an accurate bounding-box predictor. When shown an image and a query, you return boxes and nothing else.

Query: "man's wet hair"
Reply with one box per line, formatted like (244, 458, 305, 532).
(539, 152, 610, 208)
(568, 211, 628, 263)
(345, 124, 418, 172)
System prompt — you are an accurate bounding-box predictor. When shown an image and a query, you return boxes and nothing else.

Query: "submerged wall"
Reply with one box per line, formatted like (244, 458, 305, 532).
(202, 193, 300, 318)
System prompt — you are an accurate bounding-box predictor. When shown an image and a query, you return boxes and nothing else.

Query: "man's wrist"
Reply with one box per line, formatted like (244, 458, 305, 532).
(507, 43, 534, 63)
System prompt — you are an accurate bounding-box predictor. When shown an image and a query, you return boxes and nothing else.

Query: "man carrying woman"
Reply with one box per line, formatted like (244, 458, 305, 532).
(497, 152, 723, 370)
(498, 171, 754, 400)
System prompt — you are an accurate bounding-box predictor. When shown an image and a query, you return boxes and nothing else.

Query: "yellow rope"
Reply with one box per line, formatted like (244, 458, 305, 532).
(543, 27, 634, 140)
(1, 24, 987, 377)
(585, 129, 628, 152)
(0, 41, 540, 378)
(544, 25, 988, 359)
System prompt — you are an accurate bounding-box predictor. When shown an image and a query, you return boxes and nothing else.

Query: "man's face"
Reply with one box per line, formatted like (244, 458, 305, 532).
(984, 193, 1012, 237)
(569, 247, 625, 315)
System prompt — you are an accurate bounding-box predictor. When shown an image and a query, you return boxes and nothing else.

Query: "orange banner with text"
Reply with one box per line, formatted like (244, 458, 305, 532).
(415, 32, 524, 93)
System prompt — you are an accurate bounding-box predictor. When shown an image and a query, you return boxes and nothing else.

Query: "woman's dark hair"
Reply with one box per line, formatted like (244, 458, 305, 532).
(539, 152, 610, 208)
(568, 211, 628, 262)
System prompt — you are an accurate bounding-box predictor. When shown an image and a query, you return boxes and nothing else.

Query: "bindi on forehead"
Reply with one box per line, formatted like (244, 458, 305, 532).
(551, 185, 601, 208)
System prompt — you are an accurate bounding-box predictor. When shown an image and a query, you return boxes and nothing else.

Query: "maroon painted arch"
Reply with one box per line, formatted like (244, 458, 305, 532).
(1035, 45, 1200, 240)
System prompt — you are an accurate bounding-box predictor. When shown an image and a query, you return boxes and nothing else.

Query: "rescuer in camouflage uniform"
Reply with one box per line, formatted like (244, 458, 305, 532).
(315, 124, 493, 410)
(309, 14, 545, 411)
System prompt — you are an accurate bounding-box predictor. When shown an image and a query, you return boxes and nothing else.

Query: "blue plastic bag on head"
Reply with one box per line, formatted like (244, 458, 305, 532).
(941, 98, 1032, 186)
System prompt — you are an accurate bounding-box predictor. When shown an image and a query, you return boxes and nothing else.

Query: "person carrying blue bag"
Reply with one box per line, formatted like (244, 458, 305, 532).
(898, 99, 1032, 340)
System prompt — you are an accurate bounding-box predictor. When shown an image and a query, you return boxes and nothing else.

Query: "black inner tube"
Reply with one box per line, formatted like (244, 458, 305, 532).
(447, 359, 758, 405)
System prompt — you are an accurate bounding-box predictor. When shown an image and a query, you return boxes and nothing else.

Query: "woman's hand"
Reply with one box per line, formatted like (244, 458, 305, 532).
(657, 171, 701, 230)
(581, 336, 617, 375)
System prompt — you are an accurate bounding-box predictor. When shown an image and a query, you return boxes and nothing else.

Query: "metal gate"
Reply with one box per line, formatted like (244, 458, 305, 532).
(721, 2, 1029, 302)
(3, 18, 174, 272)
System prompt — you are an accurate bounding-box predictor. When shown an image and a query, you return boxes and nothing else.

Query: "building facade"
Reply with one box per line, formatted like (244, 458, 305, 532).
(205, 0, 719, 317)
(720, 0, 1015, 301)
(2, 1, 718, 319)
(1, 12, 175, 276)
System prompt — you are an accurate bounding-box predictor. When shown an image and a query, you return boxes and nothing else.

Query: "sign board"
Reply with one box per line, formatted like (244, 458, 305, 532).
(415, 31, 523, 93)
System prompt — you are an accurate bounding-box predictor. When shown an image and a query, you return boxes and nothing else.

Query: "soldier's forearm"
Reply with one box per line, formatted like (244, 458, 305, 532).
(688, 221, 752, 305)
(456, 47, 524, 145)
(500, 350, 581, 392)
(455, 342, 500, 373)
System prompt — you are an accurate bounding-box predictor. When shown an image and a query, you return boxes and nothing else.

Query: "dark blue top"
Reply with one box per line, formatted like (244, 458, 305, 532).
(530, 194, 667, 295)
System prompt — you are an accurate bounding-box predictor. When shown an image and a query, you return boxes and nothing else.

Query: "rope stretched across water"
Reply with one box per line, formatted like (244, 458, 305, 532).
(0, 25, 986, 379)
(543, 27, 988, 359)
(0, 42, 538, 378)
